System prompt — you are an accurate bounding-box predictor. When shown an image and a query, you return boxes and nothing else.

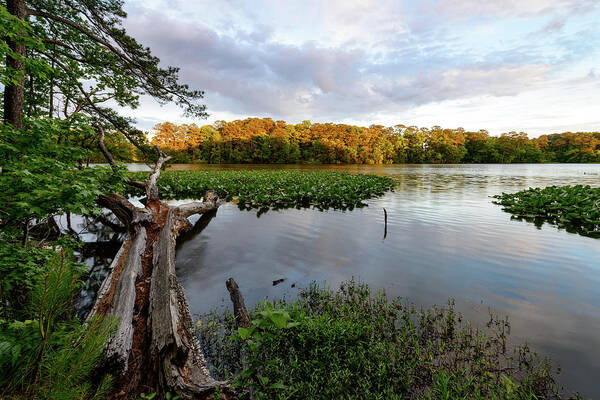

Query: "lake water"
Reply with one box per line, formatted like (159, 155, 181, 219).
(87, 163, 600, 397)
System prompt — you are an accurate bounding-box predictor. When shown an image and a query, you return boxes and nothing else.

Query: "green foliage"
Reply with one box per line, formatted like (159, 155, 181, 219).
(0, 117, 127, 225)
(0, 118, 126, 398)
(0, 4, 50, 87)
(127, 170, 395, 212)
(138, 394, 157, 400)
(421, 371, 547, 400)
(233, 305, 299, 398)
(0, 241, 53, 319)
(0, 247, 117, 400)
(493, 185, 600, 238)
(4, 0, 206, 123)
(199, 280, 576, 399)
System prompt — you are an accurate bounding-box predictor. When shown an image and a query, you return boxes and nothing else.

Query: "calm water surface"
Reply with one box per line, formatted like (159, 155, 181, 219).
(98, 163, 600, 397)
(168, 163, 600, 397)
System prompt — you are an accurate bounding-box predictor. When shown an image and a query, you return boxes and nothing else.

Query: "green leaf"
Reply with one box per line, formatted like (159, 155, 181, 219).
(257, 374, 269, 386)
(286, 322, 300, 329)
(269, 312, 290, 329)
(269, 382, 287, 390)
(237, 327, 250, 340)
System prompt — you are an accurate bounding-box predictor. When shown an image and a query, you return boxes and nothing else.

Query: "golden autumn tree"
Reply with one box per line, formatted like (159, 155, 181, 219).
(151, 122, 203, 151)
(145, 118, 598, 164)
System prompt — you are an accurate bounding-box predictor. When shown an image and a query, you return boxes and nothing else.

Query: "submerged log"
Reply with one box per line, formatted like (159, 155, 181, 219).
(89, 147, 234, 399)
(226, 278, 251, 329)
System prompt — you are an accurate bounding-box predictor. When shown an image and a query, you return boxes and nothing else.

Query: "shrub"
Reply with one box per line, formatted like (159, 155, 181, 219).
(0, 241, 51, 319)
(199, 280, 576, 399)
(0, 118, 127, 234)
(0, 247, 116, 400)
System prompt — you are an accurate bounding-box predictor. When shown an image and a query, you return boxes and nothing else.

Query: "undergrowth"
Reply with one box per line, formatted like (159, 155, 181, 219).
(0, 245, 116, 400)
(198, 280, 579, 400)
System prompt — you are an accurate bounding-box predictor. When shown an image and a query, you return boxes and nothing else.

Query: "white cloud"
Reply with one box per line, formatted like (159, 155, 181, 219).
(434, 0, 598, 17)
(121, 0, 600, 136)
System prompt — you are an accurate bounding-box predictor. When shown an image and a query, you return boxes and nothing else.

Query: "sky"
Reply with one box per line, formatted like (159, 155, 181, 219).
(119, 0, 600, 136)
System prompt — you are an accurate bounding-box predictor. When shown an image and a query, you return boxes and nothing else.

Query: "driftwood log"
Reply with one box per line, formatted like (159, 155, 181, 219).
(89, 138, 234, 399)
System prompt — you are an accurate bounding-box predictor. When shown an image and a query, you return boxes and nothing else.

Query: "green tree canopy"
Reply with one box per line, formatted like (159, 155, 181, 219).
(1, 0, 206, 146)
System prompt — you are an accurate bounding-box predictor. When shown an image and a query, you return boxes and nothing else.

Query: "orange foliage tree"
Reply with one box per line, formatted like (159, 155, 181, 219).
(145, 118, 600, 164)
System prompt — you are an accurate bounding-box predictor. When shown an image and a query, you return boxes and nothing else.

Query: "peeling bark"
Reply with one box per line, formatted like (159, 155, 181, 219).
(89, 152, 235, 399)
(104, 225, 146, 374)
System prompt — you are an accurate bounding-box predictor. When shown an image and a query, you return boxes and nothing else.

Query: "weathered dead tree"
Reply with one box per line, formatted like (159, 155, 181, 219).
(226, 278, 251, 329)
(88, 140, 234, 399)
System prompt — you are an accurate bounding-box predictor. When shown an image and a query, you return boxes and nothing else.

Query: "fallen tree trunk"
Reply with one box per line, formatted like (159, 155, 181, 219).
(88, 148, 234, 399)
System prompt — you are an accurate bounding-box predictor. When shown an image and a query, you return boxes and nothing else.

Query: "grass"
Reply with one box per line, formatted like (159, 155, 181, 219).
(198, 280, 578, 400)
(127, 170, 395, 211)
(493, 185, 600, 238)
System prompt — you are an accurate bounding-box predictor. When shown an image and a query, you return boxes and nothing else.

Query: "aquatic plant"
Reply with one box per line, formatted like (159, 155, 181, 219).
(127, 170, 395, 211)
(198, 280, 575, 399)
(493, 185, 600, 238)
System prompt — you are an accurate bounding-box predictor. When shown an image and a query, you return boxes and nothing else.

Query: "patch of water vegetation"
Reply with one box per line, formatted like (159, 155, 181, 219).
(127, 170, 395, 211)
(198, 280, 578, 400)
(493, 185, 600, 238)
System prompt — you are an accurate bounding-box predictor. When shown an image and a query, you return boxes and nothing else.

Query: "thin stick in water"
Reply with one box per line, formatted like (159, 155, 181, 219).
(383, 207, 388, 240)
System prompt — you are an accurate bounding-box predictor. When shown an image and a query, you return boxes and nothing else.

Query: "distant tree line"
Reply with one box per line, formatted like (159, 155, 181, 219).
(92, 118, 600, 164)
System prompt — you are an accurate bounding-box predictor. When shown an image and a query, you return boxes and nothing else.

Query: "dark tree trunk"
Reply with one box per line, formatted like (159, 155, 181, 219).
(89, 149, 236, 399)
(4, 0, 27, 129)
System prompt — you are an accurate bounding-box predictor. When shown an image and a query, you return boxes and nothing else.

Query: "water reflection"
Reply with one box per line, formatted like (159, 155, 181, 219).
(75, 240, 121, 317)
(56, 213, 125, 316)
(172, 164, 600, 398)
(177, 210, 218, 249)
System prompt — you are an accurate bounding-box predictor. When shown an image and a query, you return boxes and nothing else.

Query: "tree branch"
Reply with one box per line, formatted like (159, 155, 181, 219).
(27, 8, 137, 67)
(177, 191, 227, 218)
(97, 193, 150, 227)
(146, 147, 172, 202)
(97, 124, 146, 189)
(40, 38, 73, 50)
(28, 7, 197, 108)
(97, 125, 116, 166)
(37, 49, 150, 154)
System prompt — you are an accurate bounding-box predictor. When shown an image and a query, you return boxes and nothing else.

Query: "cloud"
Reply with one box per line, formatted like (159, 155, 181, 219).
(371, 65, 550, 105)
(433, 0, 599, 18)
(120, 0, 600, 135)
(542, 17, 567, 33)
